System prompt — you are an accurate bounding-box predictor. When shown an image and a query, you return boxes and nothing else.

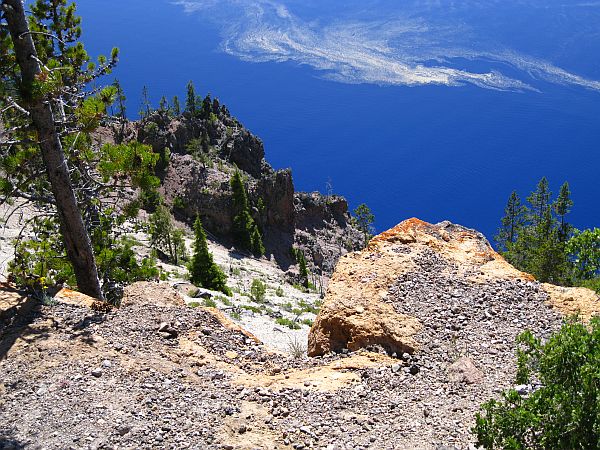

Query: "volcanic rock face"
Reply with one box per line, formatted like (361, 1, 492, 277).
(308, 218, 600, 356)
(134, 109, 364, 272)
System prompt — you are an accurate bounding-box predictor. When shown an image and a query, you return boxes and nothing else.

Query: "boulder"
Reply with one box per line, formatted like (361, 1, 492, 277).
(448, 357, 484, 384)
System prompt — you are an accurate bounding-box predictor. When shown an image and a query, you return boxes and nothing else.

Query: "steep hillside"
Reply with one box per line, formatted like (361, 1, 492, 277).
(115, 107, 365, 274)
(2, 218, 600, 449)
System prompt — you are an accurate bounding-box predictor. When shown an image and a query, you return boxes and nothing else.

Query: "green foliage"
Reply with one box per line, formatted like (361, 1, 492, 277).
(276, 317, 301, 330)
(497, 178, 573, 284)
(495, 191, 526, 251)
(139, 85, 152, 119)
(172, 196, 186, 211)
(291, 247, 309, 288)
(158, 96, 168, 112)
(473, 317, 600, 449)
(250, 279, 267, 303)
(149, 204, 173, 254)
(98, 142, 159, 191)
(352, 203, 376, 244)
(148, 205, 187, 264)
(202, 297, 217, 308)
(9, 214, 158, 302)
(0, 1, 172, 300)
(171, 228, 187, 265)
(111, 79, 127, 143)
(298, 299, 319, 315)
(185, 80, 201, 116)
(275, 286, 284, 297)
(9, 217, 75, 289)
(230, 170, 264, 256)
(188, 216, 231, 295)
(140, 188, 162, 212)
(218, 295, 233, 306)
(241, 304, 262, 314)
(171, 95, 181, 116)
(567, 228, 600, 283)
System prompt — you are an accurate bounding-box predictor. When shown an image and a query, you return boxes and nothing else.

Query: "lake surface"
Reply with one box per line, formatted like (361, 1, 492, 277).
(78, 1, 600, 241)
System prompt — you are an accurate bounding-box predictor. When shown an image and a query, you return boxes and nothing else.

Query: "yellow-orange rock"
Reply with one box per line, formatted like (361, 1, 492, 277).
(308, 218, 600, 356)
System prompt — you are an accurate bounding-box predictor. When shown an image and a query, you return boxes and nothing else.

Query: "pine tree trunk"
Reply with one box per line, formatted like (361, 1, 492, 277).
(3, 0, 104, 299)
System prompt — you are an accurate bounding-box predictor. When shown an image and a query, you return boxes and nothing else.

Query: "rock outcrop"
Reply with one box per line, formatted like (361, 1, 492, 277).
(132, 109, 364, 272)
(309, 218, 600, 356)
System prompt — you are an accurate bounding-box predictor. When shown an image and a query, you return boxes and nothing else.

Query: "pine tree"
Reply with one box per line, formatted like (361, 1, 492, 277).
(172, 95, 181, 115)
(158, 95, 168, 112)
(296, 249, 309, 288)
(251, 226, 265, 256)
(149, 204, 174, 260)
(230, 170, 264, 256)
(527, 177, 552, 228)
(495, 191, 526, 251)
(185, 80, 197, 116)
(0, 0, 123, 299)
(1, 0, 158, 300)
(554, 181, 573, 242)
(140, 85, 152, 119)
(353, 203, 375, 244)
(188, 216, 230, 295)
(113, 79, 127, 119)
(201, 94, 212, 120)
(500, 178, 572, 285)
(112, 79, 127, 143)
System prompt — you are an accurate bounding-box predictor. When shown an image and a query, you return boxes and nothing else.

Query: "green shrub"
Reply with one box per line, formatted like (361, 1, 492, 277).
(473, 316, 600, 449)
(281, 302, 293, 312)
(275, 317, 301, 330)
(301, 318, 314, 327)
(241, 304, 262, 314)
(217, 295, 232, 306)
(172, 196, 186, 210)
(579, 277, 600, 294)
(275, 286, 284, 297)
(202, 298, 217, 308)
(298, 299, 320, 314)
(250, 279, 267, 303)
(9, 215, 158, 303)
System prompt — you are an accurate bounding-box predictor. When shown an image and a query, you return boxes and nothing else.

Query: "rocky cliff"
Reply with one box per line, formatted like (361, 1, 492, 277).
(127, 107, 364, 273)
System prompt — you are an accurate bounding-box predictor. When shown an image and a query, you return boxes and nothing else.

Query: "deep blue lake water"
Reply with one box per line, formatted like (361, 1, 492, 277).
(78, 1, 600, 241)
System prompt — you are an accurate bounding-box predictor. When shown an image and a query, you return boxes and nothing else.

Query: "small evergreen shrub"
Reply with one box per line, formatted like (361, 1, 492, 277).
(473, 316, 600, 449)
(202, 298, 217, 308)
(276, 317, 301, 330)
(188, 216, 231, 296)
(250, 278, 267, 303)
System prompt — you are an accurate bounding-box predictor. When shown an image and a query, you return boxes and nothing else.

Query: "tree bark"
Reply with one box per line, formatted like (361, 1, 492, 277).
(2, 0, 104, 299)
